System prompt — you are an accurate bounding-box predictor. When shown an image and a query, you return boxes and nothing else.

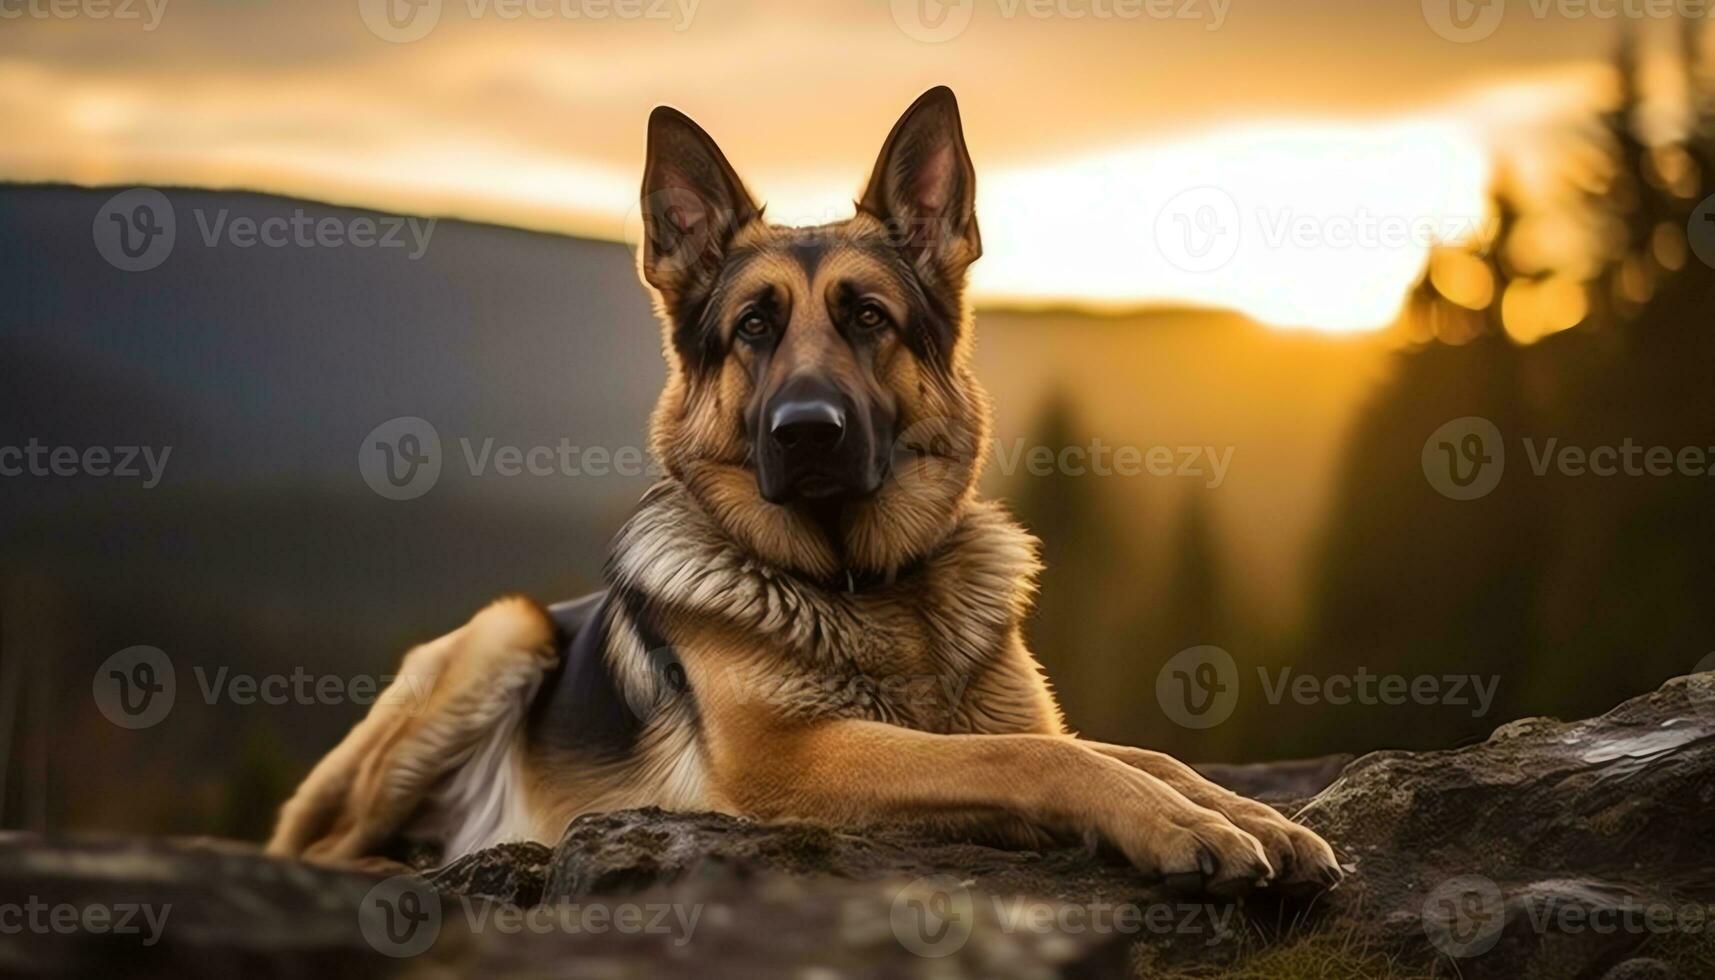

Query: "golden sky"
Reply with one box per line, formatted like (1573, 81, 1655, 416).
(1, 0, 1635, 329)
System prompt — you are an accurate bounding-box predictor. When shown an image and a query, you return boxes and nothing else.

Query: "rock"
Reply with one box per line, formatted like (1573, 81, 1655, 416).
(1602, 957, 1676, 980)
(3, 673, 1712, 978)
(0, 834, 434, 978)
(1195, 754, 1352, 802)
(1300, 671, 1715, 979)
(432, 840, 552, 906)
(528, 808, 1163, 907)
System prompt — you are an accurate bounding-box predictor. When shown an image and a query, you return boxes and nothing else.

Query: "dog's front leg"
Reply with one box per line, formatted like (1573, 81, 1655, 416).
(715, 720, 1275, 895)
(1080, 742, 1342, 892)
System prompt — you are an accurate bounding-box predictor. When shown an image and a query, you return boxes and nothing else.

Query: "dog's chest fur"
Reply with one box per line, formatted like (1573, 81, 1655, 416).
(608, 481, 1045, 734)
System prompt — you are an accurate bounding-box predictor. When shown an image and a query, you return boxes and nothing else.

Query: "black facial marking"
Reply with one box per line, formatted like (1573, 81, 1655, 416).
(673, 249, 762, 375)
(785, 238, 828, 281)
(860, 240, 957, 371)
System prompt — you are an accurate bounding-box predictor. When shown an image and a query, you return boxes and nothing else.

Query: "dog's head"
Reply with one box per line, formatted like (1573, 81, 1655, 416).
(638, 86, 991, 581)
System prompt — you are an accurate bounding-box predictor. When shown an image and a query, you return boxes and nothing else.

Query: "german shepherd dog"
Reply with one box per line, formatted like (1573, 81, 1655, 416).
(268, 87, 1341, 898)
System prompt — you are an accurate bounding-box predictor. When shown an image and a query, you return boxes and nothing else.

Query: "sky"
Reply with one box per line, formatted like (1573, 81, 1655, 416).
(0, 0, 1653, 330)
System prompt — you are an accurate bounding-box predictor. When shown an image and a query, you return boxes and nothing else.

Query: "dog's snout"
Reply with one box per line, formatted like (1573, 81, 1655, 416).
(767, 379, 848, 454)
(756, 377, 872, 503)
(756, 375, 885, 504)
(770, 398, 846, 452)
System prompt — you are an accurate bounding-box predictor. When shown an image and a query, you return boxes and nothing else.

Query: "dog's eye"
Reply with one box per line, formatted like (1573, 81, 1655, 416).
(736, 312, 771, 341)
(854, 302, 889, 332)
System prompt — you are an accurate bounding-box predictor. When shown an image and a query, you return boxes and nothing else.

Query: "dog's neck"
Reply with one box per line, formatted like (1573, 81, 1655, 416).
(659, 456, 978, 584)
(606, 478, 1041, 664)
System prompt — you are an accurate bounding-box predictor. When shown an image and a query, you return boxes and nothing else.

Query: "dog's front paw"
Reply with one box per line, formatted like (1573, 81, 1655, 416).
(1215, 798, 1342, 895)
(1100, 798, 1274, 897)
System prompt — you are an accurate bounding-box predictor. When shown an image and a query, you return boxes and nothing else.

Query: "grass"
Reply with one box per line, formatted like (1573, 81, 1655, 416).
(1133, 924, 1438, 980)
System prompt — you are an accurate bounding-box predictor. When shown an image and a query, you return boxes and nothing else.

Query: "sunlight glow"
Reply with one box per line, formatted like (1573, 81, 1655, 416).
(2, 58, 1522, 334)
(976, 121, 1493, 332)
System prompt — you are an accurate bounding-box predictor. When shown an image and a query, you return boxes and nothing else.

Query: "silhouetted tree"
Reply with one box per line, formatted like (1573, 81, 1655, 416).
(1305, 23, 1715, 750)
(1010, 390, 1127, 736)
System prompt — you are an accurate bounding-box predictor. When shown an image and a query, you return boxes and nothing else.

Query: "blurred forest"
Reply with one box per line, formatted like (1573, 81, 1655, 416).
(2, 25, 1713, 842)
(1020, 22, 1715, 759)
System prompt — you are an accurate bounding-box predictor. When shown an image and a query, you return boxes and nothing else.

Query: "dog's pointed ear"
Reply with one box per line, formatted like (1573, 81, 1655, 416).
(860, 86, 981, 281)
(640, 107, 759, 306)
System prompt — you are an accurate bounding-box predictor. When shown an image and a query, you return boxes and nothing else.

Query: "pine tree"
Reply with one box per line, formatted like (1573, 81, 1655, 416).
(1009, 390, 1121, 735)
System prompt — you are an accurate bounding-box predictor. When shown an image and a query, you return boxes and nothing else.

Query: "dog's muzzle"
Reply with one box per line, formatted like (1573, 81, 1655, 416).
(756, 376, 883, 503)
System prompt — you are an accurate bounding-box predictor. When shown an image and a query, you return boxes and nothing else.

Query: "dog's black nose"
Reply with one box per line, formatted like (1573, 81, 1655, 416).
(769, 396, 846, 452)
(756, 377, 873, 503)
